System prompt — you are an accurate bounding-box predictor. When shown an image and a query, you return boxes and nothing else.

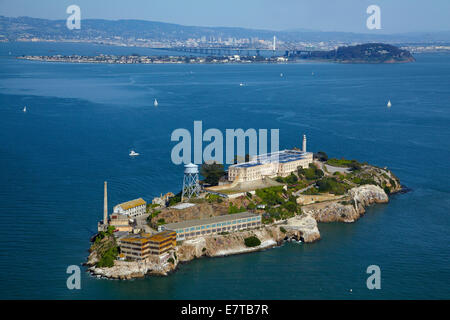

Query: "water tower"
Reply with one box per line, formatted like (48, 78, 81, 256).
(182, 163, 201, 201)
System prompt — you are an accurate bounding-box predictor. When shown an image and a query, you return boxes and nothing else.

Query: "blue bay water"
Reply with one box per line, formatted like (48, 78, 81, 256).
(0, 42, 449, 299)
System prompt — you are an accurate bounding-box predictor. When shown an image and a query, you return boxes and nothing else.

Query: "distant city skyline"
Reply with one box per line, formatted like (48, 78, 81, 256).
(1, 0, 450, 34)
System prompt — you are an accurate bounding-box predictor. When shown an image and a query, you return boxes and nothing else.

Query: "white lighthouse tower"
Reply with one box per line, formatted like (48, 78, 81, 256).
(181, 163, 201, 201)
(302, 134, 307, 153)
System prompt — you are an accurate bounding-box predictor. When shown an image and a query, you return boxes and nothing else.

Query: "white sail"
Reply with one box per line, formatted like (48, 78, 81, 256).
(387, 100, 392, 107)
(23, 106, 27, 112)
(154, 99, 158, 107)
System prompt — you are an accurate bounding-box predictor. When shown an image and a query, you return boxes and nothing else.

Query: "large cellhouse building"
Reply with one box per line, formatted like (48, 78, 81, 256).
(228, 134, 313, 183)
(228, 149, 313, 182)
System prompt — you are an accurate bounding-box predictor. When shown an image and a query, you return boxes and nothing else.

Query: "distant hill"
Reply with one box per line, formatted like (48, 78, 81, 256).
(292, 43, 415, 63)
(1, 16, 450, 44)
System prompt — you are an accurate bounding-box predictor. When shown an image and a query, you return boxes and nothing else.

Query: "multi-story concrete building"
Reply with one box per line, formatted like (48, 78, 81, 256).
(113, 198, 146, 217)
(228, 149, 313, 182)
(119, 231, 176, 261)
(159, 212, 262, 241)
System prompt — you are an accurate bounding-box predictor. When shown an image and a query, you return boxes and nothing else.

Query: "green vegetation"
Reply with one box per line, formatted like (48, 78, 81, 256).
(206, 193, 223, 203)
(246, 202, 256, 210)
(200, 162, 225, 186)
(262, 216, 274, 224)
(168, 257, 174, 264)
(275, 173, 298, 185)
(244, 236, 261, 247)
(316, 177, 351, 195)
(168, 192, 182, 206)
(93, 230, 119, 268)
(228, 203, 246, 214)
(298, 163, 324, 180)
(255, 186, 284, 206)
(146, 203, 160, 212)
(351, 176, 377, 186)
(95, 225, 115, 243)
(315, 151, 328, 161)
(157, 218, 166, 226)
(97, 246, 118, 268)
(326, 158, 362, 171)
(280, 226, 287, 233)
(302, 187, 320, 195)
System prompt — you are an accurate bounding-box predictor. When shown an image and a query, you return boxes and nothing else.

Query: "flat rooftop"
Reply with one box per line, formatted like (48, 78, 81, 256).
(163, 212, 259, 230)
(230, 149, 312, 168)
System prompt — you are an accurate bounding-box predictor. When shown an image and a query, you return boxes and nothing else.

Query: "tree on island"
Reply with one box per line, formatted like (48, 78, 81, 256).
(314, 151, 328, 162)
(200, 161, 225, 186)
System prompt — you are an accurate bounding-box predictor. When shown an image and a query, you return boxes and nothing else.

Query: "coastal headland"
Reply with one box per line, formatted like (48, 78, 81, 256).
(86, 151, 403, 280)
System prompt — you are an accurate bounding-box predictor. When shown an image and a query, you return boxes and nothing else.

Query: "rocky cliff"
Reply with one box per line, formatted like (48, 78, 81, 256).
(88, 214, 320, 279)
(302, 184, 388, 223)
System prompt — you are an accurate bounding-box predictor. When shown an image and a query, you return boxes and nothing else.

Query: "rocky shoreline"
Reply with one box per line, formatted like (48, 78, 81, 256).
(87, 184, 394, 280)
(86, 159, 405, 280)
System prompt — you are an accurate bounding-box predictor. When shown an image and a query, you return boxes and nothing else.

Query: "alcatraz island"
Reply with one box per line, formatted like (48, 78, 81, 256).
(86, 135, 404, 279)
(20, 43, 415, 65)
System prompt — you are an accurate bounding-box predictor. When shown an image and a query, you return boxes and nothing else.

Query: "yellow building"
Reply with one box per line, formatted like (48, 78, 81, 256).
(119, 231, 177, 261)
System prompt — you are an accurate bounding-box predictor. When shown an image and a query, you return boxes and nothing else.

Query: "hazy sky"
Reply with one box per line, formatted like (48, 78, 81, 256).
(1, 0, 449, 33)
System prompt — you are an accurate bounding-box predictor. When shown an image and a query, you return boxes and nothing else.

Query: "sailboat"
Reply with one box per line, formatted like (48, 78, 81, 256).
(23, 106, 27, 112)
(154, 99, 158, 107)
(280, 73, 283, 77)
(387, 100, 392, 108)
(129, 150, 139, 157)
(239, 83, 244, 87)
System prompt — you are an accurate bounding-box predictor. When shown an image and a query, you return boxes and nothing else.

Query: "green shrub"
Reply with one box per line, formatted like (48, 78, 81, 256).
(228, 203, 246, 214)
(302, 187, 320, 195)
(244, 236, 261, 247)
(298, 163, 324, 180)
(97, 246, 118, 268)
(315, 151, 328, 161)
(327, 158, 362, 171)
(255, 186, 284, 206)
(168, 258, 174, 264)
(200, 162, 225, 186)
(316, 177, 350, 195)
(280, 226, 287, 233)
(168, 192, 182, 206)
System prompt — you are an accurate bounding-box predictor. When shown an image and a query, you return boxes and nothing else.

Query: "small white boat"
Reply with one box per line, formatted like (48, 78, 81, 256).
(129, 150, 139, 157)
(154, 99, 158, 107)
(239, 83, 244, 87)
(387, 100, 392, 108)
(23, 106, 27, 112)
(280, 73, 283, 77)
